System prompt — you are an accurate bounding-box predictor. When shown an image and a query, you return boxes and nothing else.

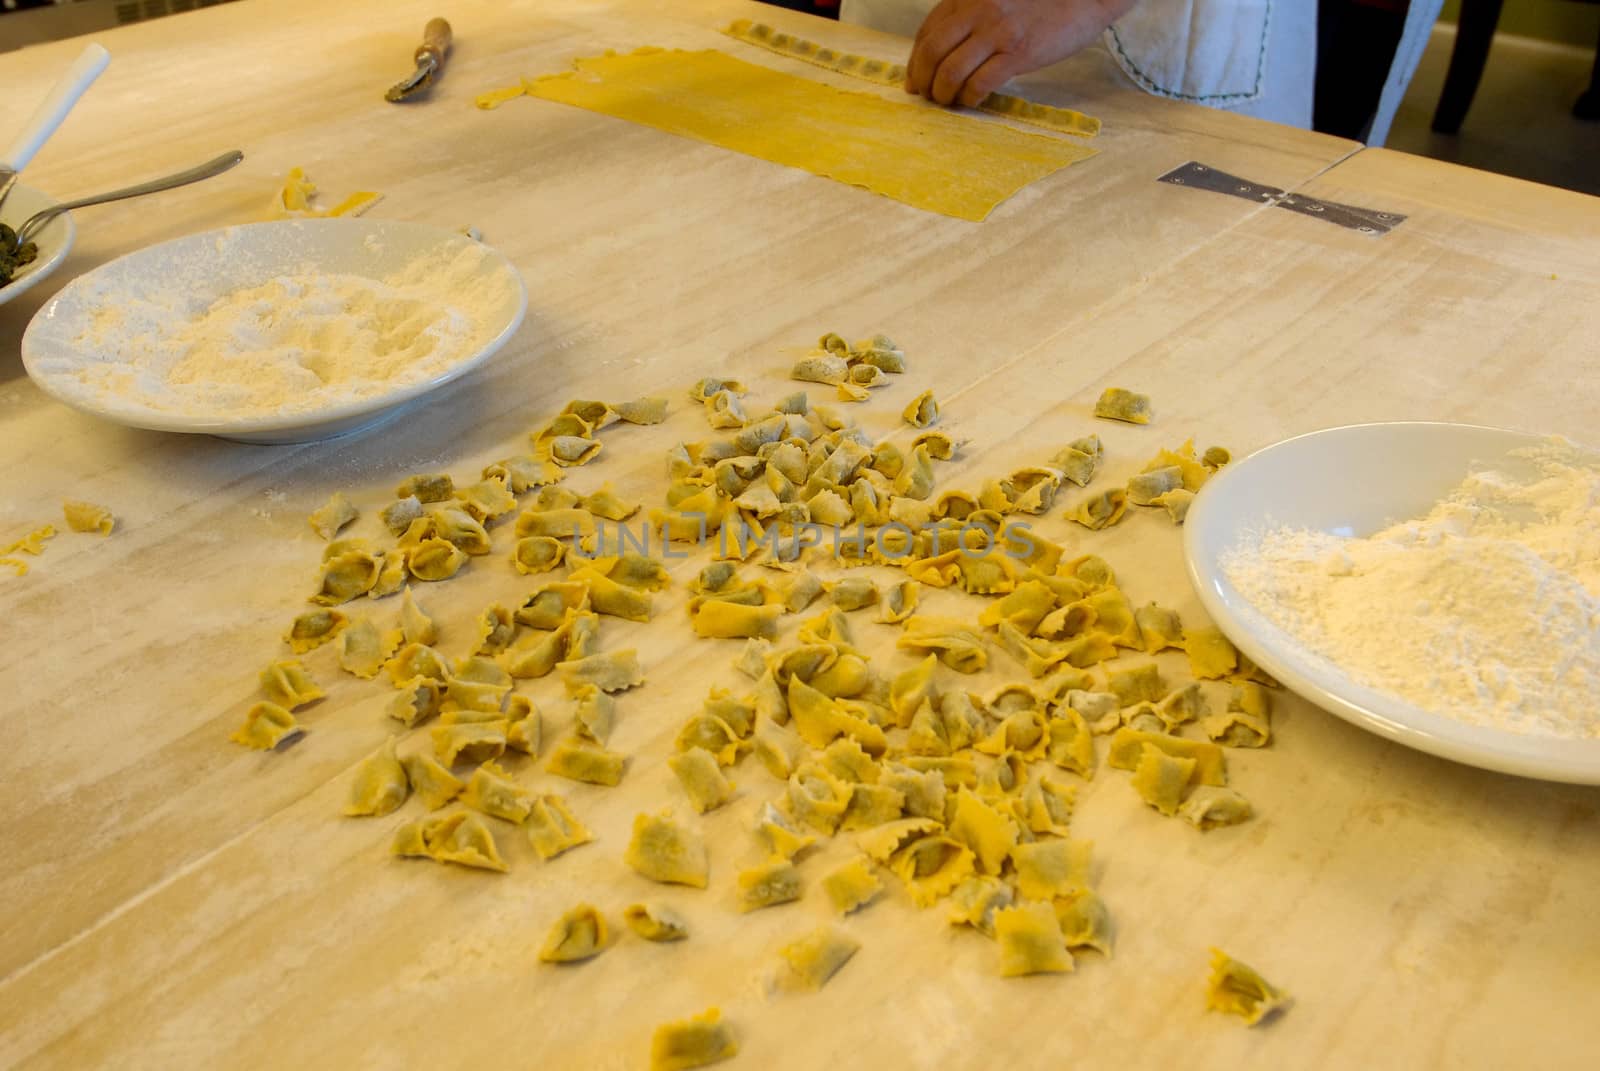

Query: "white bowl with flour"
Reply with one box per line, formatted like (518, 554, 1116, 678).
(21, 218, 526, 443)
(1186, 422, 1600, 785)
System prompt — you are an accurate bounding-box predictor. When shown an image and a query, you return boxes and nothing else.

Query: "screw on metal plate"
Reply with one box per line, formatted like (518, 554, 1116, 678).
(1157, 161, 1406, 235)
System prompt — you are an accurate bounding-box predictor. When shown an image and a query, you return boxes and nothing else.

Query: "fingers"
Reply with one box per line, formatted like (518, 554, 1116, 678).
(905, 2, 972, 97)
(929, 35, 995, 107)
(957, 50, 1023, 108)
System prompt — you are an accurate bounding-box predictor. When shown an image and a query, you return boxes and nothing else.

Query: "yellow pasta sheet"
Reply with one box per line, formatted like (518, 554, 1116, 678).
(514, 48, 1097, 222)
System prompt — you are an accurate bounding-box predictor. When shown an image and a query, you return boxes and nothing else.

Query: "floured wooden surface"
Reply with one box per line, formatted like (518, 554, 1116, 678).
(2, 2, 1597, 1069)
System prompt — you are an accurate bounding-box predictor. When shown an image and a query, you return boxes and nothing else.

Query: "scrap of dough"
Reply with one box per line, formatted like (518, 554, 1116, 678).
(519, 49, 1096, 223)
(62, 500, 115, 535)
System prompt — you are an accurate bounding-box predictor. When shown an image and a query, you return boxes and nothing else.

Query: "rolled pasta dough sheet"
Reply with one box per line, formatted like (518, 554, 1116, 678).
(515, 49, 1097, 222)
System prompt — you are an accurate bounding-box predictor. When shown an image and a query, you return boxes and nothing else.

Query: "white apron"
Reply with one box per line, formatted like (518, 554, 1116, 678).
(839, 0, 1442, 143)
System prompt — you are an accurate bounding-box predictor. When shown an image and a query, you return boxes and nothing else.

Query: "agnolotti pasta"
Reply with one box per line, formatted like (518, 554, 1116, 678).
(1054, 887, 1113, 955)
(388, 679, 442, 727)
(669, 748, 736, 814)
(558, 648, 645, 694)
(1108, 728, 1227, 786)
(901, 389, 939, 428)
(1185, 625, 1240, 680)
(387, 642, 449, 686)
(396, 473, 454, 503)
(1179, 786, 1253, 830)
(756, 802, 818, 861)
(615, 395, 670, 425)
(547, 737, 627, 786)
(472, 604, 516, 656)
(461, 760, 537, 822)
(1092, 387, 1153, 425)
(625, 811, 710, 888)
(432, 721, 508, 766)
(948, 791, 1019, 876)
(540, 903, 610, 963)
(829, 576, 879, 612)
(62, 499, 116, 536)
(625, 902, 690, 941)
(406, 536, 468, 582)
(339, 618, 403, 680)
(737, 859, 803, 912)
(456, 477, 518, 523)
(344, 738, 409, 817)
(1010, 838, 1093, 901)
(775, 926, 861, 992)
(402, 751, 463, 809)
(391, 810, 507, 872)
(444, 656, 513, 714)
(1130, 745, 1196, 817)
(229, 701, 301, 749)
(693, 600, 781, 640)
(793, 353, 849, 385)
(897, 617, 989, 673)
(1065, 488, 1128, 530)
(1014, 776, 1077, 837)
(650, 1007, 738, 1071)
(526, 793, 593, 859)
(314, 547, 383, 604)
(307, 492, 358, 540)
(398, 586, 436, 645)
(1107, 661, 1167, 707)
(881, 762, 947, 820)
(1206, 949, 1291, 1025)
(286, 609, 347, 654)
(821, 855, 883, 914)
(892, 834, 976, 907)
(994, 901, 1074, 976)
(260, 659, 324, 709)
(1153, 487, 1195, 523)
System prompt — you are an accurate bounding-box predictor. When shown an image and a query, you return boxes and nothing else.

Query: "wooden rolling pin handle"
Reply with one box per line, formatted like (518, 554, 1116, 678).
(416, 18, 452, 70)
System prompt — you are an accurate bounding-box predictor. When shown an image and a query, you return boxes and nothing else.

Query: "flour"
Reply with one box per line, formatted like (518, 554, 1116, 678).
(1221, 438, 1600, 739)
(42, 241, 505, 421)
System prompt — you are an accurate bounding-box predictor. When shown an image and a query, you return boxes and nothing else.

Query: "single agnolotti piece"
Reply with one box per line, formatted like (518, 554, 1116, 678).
(625, 811, 710, 888)
(1206, 949, 1292, 1025)
(1093, 387, 1153, 424)
(540, 903, 610, 964)
(624, 903, 690, 942)
(650, 1007, 738, 1071)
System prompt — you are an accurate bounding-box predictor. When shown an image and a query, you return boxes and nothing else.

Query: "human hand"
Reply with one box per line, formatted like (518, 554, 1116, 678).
(905, 0, 1136, 108)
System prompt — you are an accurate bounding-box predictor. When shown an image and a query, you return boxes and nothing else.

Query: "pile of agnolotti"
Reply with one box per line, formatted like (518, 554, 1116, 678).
(225, 331, 1289, 1064)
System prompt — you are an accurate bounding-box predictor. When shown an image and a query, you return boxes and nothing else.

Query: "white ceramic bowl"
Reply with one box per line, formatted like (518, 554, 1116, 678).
(0, 182, 75, 306)
(21, 218, 526, 443)
(1185, 421, 1600, 785)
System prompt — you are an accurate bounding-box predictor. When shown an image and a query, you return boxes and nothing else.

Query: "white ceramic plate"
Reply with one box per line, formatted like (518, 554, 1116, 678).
(1185, 421, 1600, 785)
(21, 218, 526, 443)
(0, 182, 75, 306)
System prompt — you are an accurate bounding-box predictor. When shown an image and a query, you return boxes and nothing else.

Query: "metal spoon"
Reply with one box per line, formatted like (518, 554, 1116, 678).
(7, 149, 244, 251)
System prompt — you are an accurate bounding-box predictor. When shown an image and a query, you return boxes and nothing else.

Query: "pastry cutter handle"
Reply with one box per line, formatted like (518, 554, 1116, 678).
(415, 17, 452, 72)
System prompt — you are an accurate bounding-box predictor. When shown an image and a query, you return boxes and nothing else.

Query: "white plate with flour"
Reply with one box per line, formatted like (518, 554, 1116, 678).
(1186, 422, 1600, 785)
(21, 218, 526, 443)
(0, 183, 75, 307)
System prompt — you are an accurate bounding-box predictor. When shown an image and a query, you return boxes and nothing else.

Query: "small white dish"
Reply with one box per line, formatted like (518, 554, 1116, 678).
(0, 183, 75, 306)
(21, 218, 526, 443)
(1185, 421, 1600, 785)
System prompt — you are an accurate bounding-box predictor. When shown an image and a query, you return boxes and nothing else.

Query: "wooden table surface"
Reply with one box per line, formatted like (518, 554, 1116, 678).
(1, 2, 1596, 1068)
